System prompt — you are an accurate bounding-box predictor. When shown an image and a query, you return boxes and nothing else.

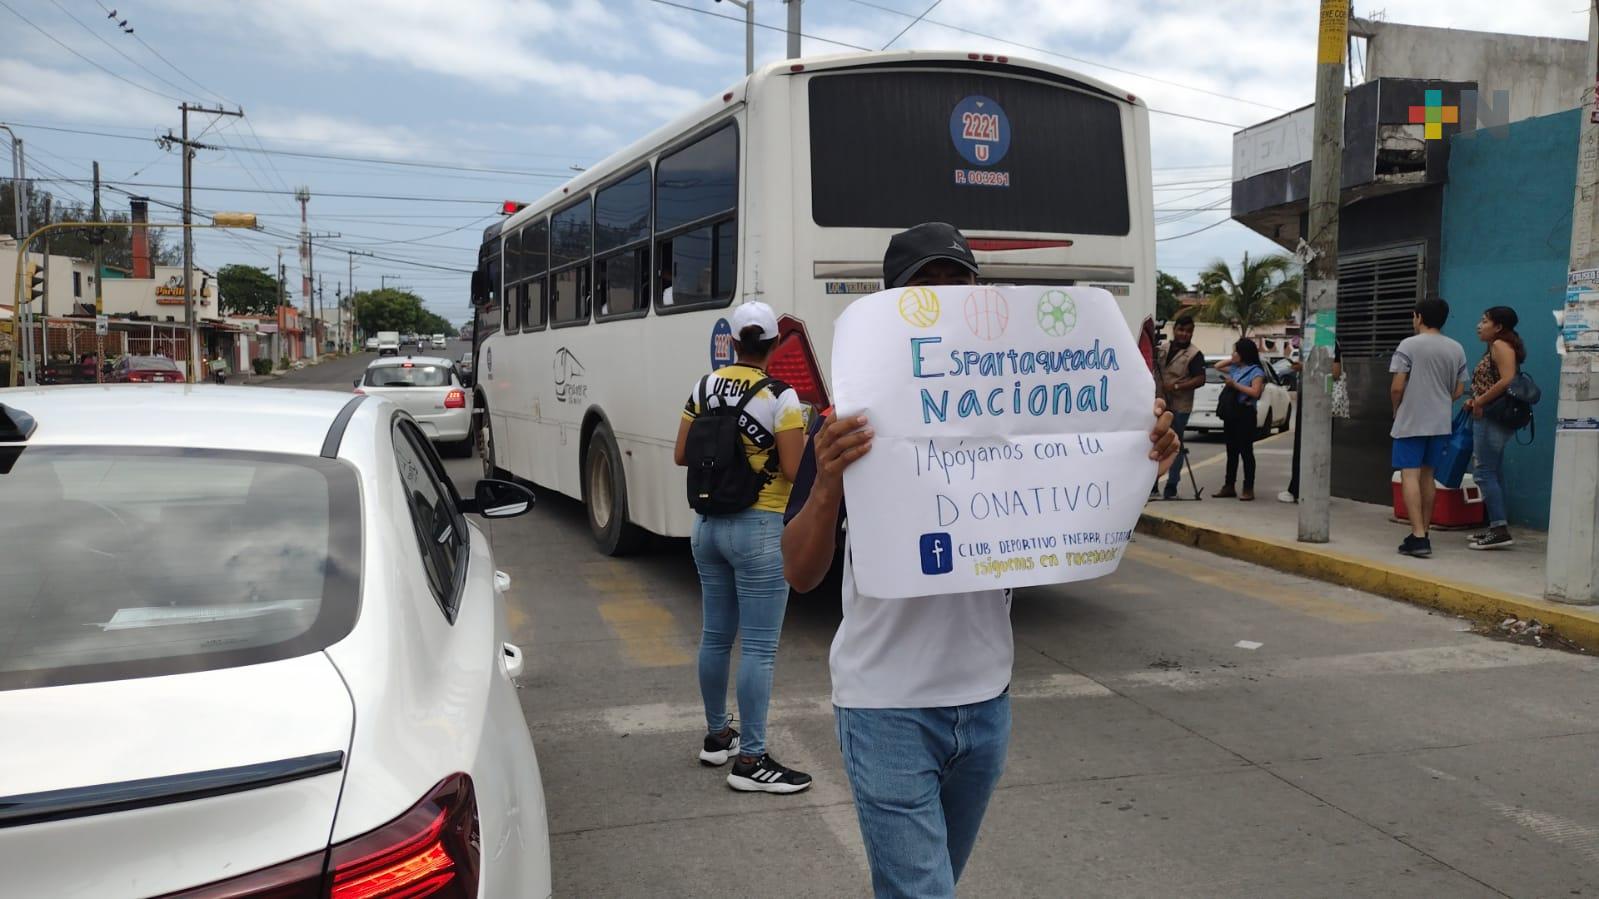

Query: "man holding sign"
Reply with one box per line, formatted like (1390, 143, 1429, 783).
(783, 223, 1180, 898)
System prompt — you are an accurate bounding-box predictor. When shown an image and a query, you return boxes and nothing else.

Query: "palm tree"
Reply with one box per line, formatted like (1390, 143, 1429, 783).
(1198, 252, 1301, 338)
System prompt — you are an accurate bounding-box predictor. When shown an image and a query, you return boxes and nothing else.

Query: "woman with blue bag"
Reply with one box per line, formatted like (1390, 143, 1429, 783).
(1213, 338, 1268, 501)
(1461, 306, 1526, 550)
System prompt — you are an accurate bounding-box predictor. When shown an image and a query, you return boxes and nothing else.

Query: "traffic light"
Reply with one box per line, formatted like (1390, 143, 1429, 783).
(25, 264, 45, 307)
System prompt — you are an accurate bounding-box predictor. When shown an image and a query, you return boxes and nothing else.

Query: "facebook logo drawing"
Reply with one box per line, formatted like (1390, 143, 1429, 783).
(919, 532, 955, 575)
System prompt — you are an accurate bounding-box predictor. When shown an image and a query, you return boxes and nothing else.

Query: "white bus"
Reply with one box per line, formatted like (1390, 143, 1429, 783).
(469, 51, 1156, 555)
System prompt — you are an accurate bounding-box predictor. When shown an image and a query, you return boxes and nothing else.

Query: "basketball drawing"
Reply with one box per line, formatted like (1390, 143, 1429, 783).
(963, 288, 1009, 340)
(1037, 290, 1078, 337)
(897, 287, 941, 328)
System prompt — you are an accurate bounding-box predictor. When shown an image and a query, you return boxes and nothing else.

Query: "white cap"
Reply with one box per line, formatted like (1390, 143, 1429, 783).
(730, 301, 780, 340)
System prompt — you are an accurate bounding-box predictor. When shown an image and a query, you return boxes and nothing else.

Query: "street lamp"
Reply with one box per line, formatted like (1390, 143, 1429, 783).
(714, 0, 754, 75)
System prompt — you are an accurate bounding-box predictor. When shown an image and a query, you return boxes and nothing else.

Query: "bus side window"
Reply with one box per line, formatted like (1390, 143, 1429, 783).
(502, 229, 522, 334)
(551, 198, 592, 326)
(654, 121, 737, 312)
(595, 166, 650, 321)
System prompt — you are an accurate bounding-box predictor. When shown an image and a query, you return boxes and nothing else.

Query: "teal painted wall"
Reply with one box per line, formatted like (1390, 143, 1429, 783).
(1440, 108, 1578, 529)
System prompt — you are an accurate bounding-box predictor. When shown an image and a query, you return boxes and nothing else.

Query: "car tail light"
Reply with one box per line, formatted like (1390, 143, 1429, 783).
(768, 315, 830, 411)
(1138, 315, 1157, 376)
(330, 774, 479, 899)
(163, 774, 479, 899)
(444, 389, 465, 409)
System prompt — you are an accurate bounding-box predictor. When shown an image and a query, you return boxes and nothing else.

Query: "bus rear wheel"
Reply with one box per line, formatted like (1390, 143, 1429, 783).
(583, 422, 647, 556)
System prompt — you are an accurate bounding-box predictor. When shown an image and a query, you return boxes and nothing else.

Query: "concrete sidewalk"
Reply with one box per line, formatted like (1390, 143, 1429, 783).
(1138, 461, 1599, 651)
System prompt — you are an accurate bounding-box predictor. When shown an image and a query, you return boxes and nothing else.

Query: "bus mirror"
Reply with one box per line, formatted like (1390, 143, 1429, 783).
(470, 270, 486, 306)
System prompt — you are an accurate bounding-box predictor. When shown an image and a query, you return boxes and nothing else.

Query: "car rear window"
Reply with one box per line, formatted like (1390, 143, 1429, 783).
(365, 364, 450, 388)
(131, 357, 181, 371)
(0, 447, 360, 691)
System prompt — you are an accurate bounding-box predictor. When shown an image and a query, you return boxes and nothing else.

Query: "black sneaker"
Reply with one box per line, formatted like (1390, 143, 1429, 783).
(727, 754, 813, 794)
(698, 728, 740, 767)
(1468, 529, 1515, 550)
(1162, 486, 1178, 500)
(1398, 535, 1432, 558)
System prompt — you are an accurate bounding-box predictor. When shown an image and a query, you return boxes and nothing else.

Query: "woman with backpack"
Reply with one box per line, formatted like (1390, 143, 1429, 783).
(1462, 306, 1526, 550)
(1213, 337, 1267, 501)
(673, 301, 812, 794)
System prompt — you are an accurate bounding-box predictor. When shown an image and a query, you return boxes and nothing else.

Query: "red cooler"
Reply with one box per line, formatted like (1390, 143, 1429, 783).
(1391, 471, 1486, 528)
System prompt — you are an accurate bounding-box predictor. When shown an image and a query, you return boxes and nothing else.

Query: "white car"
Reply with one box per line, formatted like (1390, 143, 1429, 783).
(431, 335, 449, 350)
(356, 355, 474, 456)
(1187, 364, 1293, 435)
(365, 336, 379, 351)
(0, 386, 550, 898)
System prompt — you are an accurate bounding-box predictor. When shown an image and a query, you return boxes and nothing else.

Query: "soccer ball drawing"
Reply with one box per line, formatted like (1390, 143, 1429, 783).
(1037, 290, 1078, 337)
(897, 287, 941, 328)
(963, 288, 1009, 340)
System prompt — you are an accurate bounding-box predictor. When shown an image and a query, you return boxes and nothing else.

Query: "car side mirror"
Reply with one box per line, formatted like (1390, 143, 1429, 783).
(463, 478, 534, 518)
(353, 378, 361, 388)
(459, 372, 474, 388)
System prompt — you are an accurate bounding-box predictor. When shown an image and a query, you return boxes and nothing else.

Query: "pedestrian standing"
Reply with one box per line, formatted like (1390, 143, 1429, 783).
(1462, 306, 1525, 550)
(1213, 337, 1267, 501)
(1156, 315, 1205, 499)
(673, 301, 812, 793)
(1389, 297, 1468, 558)
(781, 222, 1181, 899)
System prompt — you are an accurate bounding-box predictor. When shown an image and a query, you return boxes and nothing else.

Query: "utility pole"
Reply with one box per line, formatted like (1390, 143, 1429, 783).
(168, 103, 243, 381)
(4, 128, 37, 385)
(1547, 0, 1599, 604)
(318, 273, 325, 355)
(784, 0, 802, 57)
(92, 162, 104, 316)
(303, 227, 340, 361)
(39, 195, 50, 319)
(1297, 0, 1348, 544)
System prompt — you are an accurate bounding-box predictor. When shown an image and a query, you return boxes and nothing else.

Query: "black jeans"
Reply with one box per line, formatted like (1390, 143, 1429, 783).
(1223, 415, 1257, 489)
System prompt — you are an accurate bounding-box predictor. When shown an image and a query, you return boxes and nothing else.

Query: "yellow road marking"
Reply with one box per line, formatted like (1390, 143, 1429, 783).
(1126, 542, 1388, 624)
(590, 569, 694, 667)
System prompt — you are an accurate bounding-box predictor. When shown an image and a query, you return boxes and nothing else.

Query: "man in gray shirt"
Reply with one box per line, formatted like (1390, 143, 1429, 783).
(1389, 297, 1467, 558)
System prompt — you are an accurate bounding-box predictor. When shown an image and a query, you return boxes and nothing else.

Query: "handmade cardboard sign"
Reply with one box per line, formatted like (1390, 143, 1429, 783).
(833, 285, 1156, 599)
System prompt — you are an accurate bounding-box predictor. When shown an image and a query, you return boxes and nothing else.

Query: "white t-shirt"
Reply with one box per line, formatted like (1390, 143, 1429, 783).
(829, 532, 1014, 709)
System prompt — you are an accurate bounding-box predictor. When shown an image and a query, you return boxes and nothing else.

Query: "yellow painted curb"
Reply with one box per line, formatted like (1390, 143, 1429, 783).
(1137, 510, 1599, 652)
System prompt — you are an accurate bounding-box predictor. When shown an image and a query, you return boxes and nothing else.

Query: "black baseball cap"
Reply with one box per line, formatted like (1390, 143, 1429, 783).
(883, 222, 980, 288)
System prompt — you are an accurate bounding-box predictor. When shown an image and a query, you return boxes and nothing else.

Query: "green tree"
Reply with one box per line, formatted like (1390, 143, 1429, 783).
(217, 264, 282, 315)
(1197, 252, 1301, 338)
(1155, 270, 1188, 322)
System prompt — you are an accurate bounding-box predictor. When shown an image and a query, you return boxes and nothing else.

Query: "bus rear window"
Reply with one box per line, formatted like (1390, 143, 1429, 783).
(809, 71, 1130, 235)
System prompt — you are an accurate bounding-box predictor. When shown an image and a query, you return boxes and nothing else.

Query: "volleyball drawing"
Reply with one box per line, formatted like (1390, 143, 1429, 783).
(963, 288, 1009, 340)
(1037, 290, 1078, 337)
(897, 287, 941, 328)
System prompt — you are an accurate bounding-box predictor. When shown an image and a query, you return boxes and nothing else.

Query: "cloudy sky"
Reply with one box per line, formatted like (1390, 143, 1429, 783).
(1, 0, 1585, 325)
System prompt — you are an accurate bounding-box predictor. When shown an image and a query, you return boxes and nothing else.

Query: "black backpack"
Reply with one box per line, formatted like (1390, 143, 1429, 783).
(684, 375, 779, 515)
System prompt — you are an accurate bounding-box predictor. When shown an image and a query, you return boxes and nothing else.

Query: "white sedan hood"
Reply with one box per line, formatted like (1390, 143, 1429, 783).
(0, 652, 354, 899)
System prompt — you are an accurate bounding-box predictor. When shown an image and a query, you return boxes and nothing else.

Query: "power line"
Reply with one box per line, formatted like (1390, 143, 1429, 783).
(843, 0, 1287, 114)
(881, 0, 942, 50)
(41, 0, 196, 98)
(645, 0, 871, 51)
(1155, 217, 1235, 242)
(0, 0, 183, 102)
(3, 121, 576, 179)
(22, 176, 505, 205)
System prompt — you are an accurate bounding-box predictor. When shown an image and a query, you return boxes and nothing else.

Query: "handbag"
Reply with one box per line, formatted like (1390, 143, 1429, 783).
(1437, 406, 1474, 489)
(1485, 371, 1539, 433)
(1330, 375, 1351, 419)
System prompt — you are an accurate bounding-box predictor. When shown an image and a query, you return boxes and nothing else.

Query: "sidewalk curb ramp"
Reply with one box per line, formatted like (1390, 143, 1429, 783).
(1136, 510, 1599, 652)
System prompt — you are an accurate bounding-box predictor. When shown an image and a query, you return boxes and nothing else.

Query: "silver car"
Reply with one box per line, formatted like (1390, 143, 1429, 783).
(356, 355, 474, 456)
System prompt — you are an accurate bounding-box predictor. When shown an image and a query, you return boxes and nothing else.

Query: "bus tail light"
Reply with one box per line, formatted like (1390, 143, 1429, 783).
(770, 315, 830, 411)
(1137, 315, 1158, 376)
(444, 389, 466, 409)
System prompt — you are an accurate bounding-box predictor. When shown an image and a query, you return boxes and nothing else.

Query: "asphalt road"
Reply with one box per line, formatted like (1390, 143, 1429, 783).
(258, 360, 1599, 898)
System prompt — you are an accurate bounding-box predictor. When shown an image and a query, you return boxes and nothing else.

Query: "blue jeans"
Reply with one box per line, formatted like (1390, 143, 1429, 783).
(1164, 410, 1191, 494)
(692, 509, 788, 758)
(836, 694, 1011, 899)
(1472, 416, 1512, 527)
